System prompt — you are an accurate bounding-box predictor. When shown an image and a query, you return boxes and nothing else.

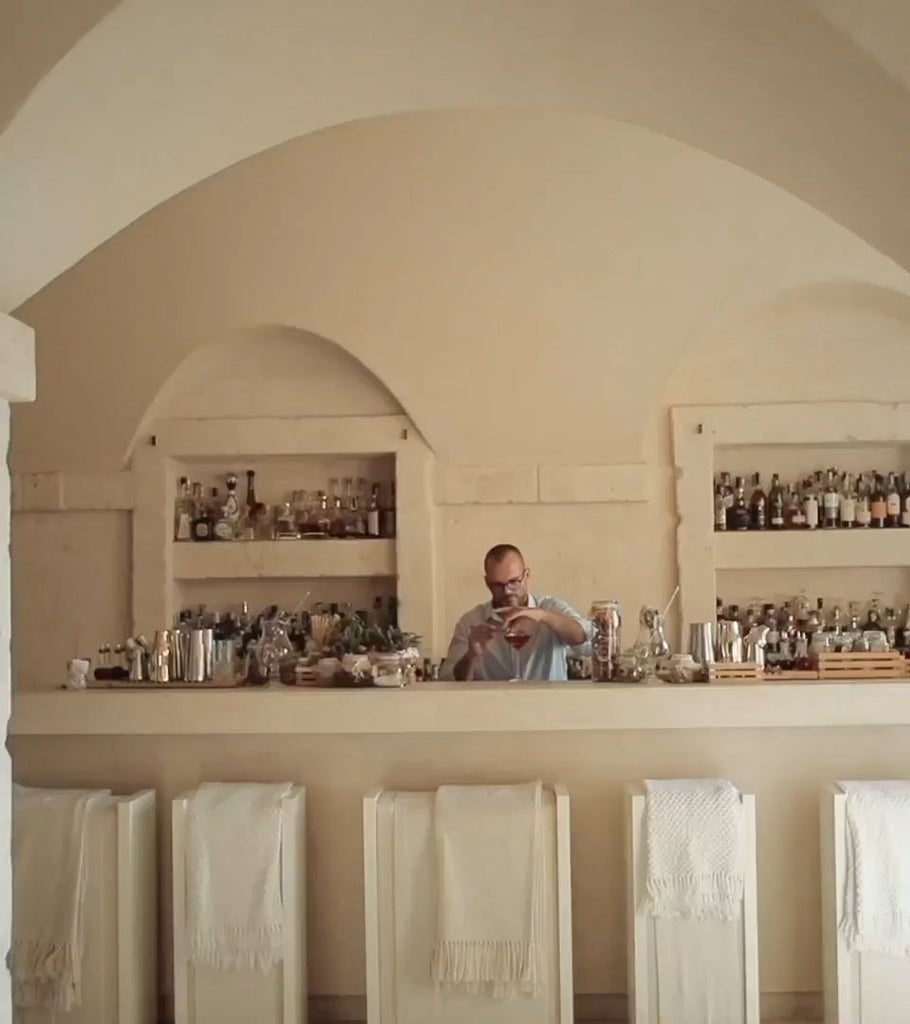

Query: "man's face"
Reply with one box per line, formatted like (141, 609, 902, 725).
(484, 551, 529, 608)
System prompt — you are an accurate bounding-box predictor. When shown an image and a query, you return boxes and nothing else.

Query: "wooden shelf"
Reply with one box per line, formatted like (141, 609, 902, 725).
(713, 528, 910, 571)
(172, 538, 397, 580)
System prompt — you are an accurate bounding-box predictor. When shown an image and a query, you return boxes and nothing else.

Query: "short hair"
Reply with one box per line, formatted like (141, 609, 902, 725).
(483, 543, 524, 572)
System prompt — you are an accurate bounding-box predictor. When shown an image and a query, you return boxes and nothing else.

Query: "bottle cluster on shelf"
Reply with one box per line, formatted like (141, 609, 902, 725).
(174, 471, 396, 542)
(713, 468, 910, 531)
(716, 594, 910, 671)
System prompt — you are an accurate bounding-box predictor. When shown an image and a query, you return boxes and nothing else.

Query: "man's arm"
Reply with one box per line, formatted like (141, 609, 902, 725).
(499, 598, 591, 647)
(440, 617, 496, 681)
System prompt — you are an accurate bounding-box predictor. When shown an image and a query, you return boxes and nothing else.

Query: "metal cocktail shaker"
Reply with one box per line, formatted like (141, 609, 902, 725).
(185, 628, 214, 682)
(688, 622, 716, 668)
(590, 600, 622, 682)
(715, 620, 744, 663)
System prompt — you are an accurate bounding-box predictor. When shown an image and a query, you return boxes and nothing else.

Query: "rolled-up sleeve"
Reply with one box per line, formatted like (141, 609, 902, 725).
(540, 596, 594, 653)
(438, 614, 471, 681)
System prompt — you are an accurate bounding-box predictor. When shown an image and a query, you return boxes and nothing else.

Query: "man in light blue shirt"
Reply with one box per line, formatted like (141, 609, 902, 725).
(441, 543, 593, 681)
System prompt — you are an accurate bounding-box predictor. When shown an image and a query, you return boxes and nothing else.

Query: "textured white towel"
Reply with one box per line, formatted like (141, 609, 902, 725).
(186, 782, 292, 971)
(11, 784, 111, 1010)
(839, 780, 910, 957)
(431, 781, 544, 998)
(642, 778, 744, 921)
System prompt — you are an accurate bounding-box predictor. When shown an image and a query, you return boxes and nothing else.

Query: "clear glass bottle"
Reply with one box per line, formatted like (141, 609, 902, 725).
(901, 472, 910, 528)
(822, 468, 840, 529)
(192, 485, 214, 541)
(855, 475, 872, 528)
(803, 477, 819, 530)
(367, 484, 381, 538)
(174, 476, 193, 541)
(714, 482, 727, 532)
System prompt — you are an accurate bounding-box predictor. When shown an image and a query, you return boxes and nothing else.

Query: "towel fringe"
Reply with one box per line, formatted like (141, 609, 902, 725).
(644, 871, 743, 921)
(431, 938, 542, 998)
(188, 922, 285, 972)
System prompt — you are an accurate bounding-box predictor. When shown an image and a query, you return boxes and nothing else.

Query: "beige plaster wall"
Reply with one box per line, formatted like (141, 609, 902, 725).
(9, 112, 910, 1000)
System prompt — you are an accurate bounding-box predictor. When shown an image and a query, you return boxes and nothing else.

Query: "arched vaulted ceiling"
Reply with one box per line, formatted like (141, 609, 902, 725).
(2, 0, 910, 313)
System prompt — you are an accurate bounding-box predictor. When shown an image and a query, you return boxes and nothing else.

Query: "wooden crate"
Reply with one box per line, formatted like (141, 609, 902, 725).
(708, 662, 762, 684)
(763, 669, 821, 681)
(817, 651, 906, 680)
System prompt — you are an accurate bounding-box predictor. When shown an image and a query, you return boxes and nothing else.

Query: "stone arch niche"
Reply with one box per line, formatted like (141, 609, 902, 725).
(131, 324, 440, 657)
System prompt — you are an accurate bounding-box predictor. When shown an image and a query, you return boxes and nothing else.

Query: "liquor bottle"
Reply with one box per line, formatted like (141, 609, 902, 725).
(803, 478, 819, 530)
(729, 477, 750, 531)
(367, 484, 381, 538)
(855, 475, 872, 528)
(902, 473, 910, 528)
(192, 486, 213, 541)
(788, 484, 806, 529)
(839, 473, 856, 529)
(822, 468, 840, 529)
(348, 492, 366, 537)
(315, 491, 331, 536)
(886, 472, 901, 528)
(380, 481, 397, 538)
(245, 470, 258, 520)
(329, 494, 346, 538)
(209, 488, 234, 541)
(749, 472, 767, 530)
(870, 474, 887, 528)
(768, 473, 785, 530)
(714, 482, 727, 531)
(174, 476, 194, 541)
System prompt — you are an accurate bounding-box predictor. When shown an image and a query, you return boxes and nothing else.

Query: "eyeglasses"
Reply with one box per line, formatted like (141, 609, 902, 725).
(485, 568, 528, 592)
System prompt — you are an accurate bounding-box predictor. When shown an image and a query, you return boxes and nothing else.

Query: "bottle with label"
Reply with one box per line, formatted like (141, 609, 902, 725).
(192, 486, 214, 541)
(749, 472, 767, 530)
(380, 481, 397, 538)
(245, 470, 258, 519)
(315, 491, 332, 536)
(870, 474, 887, 528)
(803, 478, 819, 530)
(901, 473, 910, 528)
(886, 472, 901, 527)
(210, 488, 234, 541)
(768, 473, 785, 529)
(174, 476, 194, 541)
(855, 475, 872, 528)
(367, 484, 381, 538)
(729, 477, 750, 531)
(787, 484, 806, 529)
(822, 468, 840, 529)
(839, 473, 856, 529)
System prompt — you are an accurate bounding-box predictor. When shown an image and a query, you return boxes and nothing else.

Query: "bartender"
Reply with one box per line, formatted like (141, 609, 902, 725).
(441, 543, 592, 681)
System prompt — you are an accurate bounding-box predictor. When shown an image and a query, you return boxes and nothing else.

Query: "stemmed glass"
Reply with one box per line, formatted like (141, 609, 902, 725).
(500, 592, 531, 679)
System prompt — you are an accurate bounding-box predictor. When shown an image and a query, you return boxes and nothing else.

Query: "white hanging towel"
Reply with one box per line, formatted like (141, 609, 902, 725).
(642, 778, 745, 921)
(431, 780, 544, 999)
(11, 784, 111, 1010)
(186, 781, 293, 971)
(839, 780, 910, 957)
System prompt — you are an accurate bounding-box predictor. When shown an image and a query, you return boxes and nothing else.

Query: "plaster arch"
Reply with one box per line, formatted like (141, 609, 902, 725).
(132, 325, 410, 461)
(4, 0, 910, 311)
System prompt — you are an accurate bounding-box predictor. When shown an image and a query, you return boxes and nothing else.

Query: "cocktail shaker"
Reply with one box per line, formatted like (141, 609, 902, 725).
(185, 628, 214, 682)
(688, 622, 716, 668)
(715, 620, 744, 663)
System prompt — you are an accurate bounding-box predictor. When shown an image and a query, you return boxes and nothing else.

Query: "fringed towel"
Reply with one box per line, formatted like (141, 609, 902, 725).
(11, 784, 111, 1010)
(839, 780, 910, 957)
(431, 780, 544, 999)
(186, 781, 292, 971)
(642, 778, 744, 921)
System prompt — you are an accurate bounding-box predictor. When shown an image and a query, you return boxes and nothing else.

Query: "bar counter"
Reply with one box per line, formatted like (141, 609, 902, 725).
(11, 678, 910, 735)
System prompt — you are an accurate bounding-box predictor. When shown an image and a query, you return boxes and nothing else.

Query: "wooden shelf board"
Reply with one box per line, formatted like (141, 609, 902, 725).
(713, 529, 910, 570)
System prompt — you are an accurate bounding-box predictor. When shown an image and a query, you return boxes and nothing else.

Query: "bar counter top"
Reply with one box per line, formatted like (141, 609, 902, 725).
(10, 679, 910, 735)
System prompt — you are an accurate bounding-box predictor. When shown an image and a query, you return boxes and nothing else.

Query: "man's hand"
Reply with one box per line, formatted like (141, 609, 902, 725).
(496, 606, 543, 631)
(469, 622, 499, 657)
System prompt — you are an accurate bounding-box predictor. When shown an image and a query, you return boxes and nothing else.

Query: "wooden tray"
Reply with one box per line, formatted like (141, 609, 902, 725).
(818, 651, 907, 680)
(708, 662, 762, 683)
(763, 669, 821, 681)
